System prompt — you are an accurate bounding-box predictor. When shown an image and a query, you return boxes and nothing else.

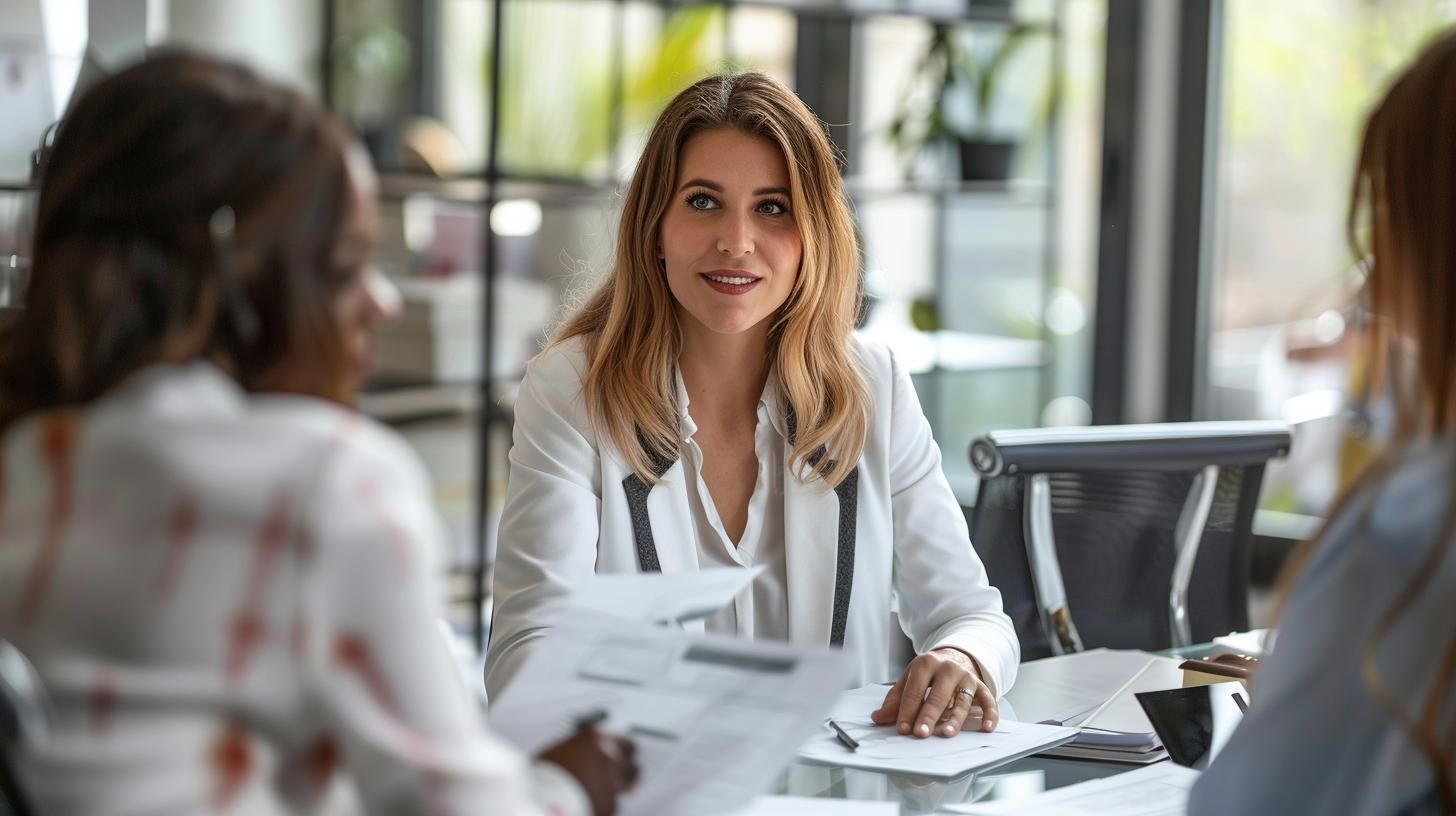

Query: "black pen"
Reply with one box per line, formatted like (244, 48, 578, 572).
(574, 709, 609, 730)
(826, 718, 859, 752)
(1231, 692, 1249, 714)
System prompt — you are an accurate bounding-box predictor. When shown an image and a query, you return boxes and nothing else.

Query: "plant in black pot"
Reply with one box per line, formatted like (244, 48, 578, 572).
(887, 22, 1037, 182)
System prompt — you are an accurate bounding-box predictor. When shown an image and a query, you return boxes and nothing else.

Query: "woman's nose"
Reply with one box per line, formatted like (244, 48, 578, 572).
(715, 212, 754, 257)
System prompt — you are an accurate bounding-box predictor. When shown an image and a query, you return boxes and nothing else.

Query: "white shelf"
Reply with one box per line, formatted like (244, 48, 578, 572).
(859, 327, 1048, 374)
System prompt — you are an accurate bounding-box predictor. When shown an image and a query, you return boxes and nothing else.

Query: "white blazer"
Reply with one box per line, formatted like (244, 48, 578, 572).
(486, 335, 1019, 700)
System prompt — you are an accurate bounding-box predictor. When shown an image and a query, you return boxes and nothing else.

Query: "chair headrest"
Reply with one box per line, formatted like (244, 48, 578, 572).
(970, 420, 1293, 478)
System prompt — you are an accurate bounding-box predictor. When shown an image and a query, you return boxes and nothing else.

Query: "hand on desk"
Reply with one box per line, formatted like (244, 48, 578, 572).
(871, 647, 998, 739)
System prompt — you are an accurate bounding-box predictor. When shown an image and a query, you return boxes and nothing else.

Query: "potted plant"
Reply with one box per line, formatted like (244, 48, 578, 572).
(330, 5, 412, 171)
(887, 22, 1037, 182)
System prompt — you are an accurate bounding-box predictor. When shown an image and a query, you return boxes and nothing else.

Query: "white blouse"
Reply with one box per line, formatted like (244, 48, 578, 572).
(675, 370, 790, 641)
(0, 363, 587, 816)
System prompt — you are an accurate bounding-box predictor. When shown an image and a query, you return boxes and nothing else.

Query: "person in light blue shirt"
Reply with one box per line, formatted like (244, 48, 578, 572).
(1189, 29, 1456, 816)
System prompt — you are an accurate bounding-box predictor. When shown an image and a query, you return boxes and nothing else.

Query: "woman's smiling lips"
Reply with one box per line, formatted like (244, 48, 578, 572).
(700, 269, 763, 295)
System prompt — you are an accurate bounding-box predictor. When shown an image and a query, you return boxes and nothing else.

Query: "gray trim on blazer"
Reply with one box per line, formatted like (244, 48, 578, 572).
(621, 413, 860, 647)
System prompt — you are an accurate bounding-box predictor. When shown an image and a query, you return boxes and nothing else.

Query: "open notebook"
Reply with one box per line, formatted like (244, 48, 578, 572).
(1004, 649, 1187, 763)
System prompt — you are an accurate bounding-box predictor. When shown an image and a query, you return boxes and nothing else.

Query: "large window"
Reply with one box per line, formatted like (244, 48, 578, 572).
(1203, 0, 1454, 514)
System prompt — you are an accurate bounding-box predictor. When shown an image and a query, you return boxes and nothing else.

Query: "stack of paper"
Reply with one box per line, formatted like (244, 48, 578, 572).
(796, 685, 1078, 780)
(1211, 628, 1276, 658)
(940, 761, 1200, 815)
(1004, 649, 1187, 763)
(489, 606, 852, 816)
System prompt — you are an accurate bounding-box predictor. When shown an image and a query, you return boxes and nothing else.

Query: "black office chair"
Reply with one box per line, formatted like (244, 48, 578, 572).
(0, 642, 48, 816)
(966, 421, 1292, 660)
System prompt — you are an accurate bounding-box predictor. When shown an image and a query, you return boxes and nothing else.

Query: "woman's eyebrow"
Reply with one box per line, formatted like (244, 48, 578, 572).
(675, 178, 790, 198)
(677, 178, 722, 193)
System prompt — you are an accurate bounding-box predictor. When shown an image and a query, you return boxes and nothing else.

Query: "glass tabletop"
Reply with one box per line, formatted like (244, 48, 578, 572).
(776, 755, 1137, 813)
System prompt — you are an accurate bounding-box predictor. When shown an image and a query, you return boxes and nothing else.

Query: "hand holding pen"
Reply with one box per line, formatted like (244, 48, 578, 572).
(539, 709, 639, 816)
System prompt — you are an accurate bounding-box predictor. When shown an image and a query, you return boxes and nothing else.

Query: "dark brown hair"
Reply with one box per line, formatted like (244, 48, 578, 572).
(1346, 28, 1456, 811)
(0, 50, 356, 432)
(1271, 27, 1456, 812)
(1351, 31, 1456, 437)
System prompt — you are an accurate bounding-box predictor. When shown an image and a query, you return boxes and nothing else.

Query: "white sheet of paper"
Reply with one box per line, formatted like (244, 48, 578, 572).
(727, 796, 899, 816)
(569, 565, 766, 624)
(1003, 649, 1161, 725)
(798, 684, 1077, 781)
(797, 718, 1076, 780)
(942, 762, 1200, 815)
(1003, 650, 1184, 750)
(489, 606, 852, 816)
(1079, 656, 1185, 734)
(1211, 628, 1276, 658)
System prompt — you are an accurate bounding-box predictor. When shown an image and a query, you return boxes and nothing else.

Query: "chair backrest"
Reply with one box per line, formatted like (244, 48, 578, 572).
(967, 421, 1291, 660)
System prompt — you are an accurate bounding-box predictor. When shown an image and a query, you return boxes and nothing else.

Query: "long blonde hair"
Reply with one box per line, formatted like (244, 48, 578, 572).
(1271, 28, 1456, 811)
(554, 72, 867, 487)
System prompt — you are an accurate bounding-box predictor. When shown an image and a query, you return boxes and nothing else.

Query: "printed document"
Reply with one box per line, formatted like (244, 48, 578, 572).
(489, 606, 852, 816)
(797, 684, 1076, 780)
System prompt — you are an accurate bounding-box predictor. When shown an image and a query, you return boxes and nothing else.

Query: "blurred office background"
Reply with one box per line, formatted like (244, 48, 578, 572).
(2, 0, 1453, 645)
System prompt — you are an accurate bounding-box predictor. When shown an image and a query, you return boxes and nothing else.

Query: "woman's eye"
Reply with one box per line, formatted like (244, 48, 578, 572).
(687, 193, 717, 210)
(758, 199, 789, 216)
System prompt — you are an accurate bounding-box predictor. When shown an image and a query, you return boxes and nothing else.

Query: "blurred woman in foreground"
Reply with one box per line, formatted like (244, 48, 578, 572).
(0, 52, 632, 816)
(1189, 29, 1456, 816)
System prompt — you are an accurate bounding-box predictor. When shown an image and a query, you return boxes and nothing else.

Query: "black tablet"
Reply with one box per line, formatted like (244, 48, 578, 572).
(1134, 684, 1247, 769)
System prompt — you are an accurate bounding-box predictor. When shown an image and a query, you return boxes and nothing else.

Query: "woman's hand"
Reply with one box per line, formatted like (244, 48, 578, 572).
(870, 647, 998, 738)
(538, 726, 638, 816)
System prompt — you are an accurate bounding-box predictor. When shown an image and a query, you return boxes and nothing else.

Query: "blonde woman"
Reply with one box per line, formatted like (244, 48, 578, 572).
(487, 73, 1019, 741)
(1189, 31, 1456, 816)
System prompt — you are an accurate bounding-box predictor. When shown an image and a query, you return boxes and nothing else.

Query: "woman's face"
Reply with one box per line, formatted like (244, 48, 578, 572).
(658, 128, 802, 342)
(330, 148, 400, 393)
